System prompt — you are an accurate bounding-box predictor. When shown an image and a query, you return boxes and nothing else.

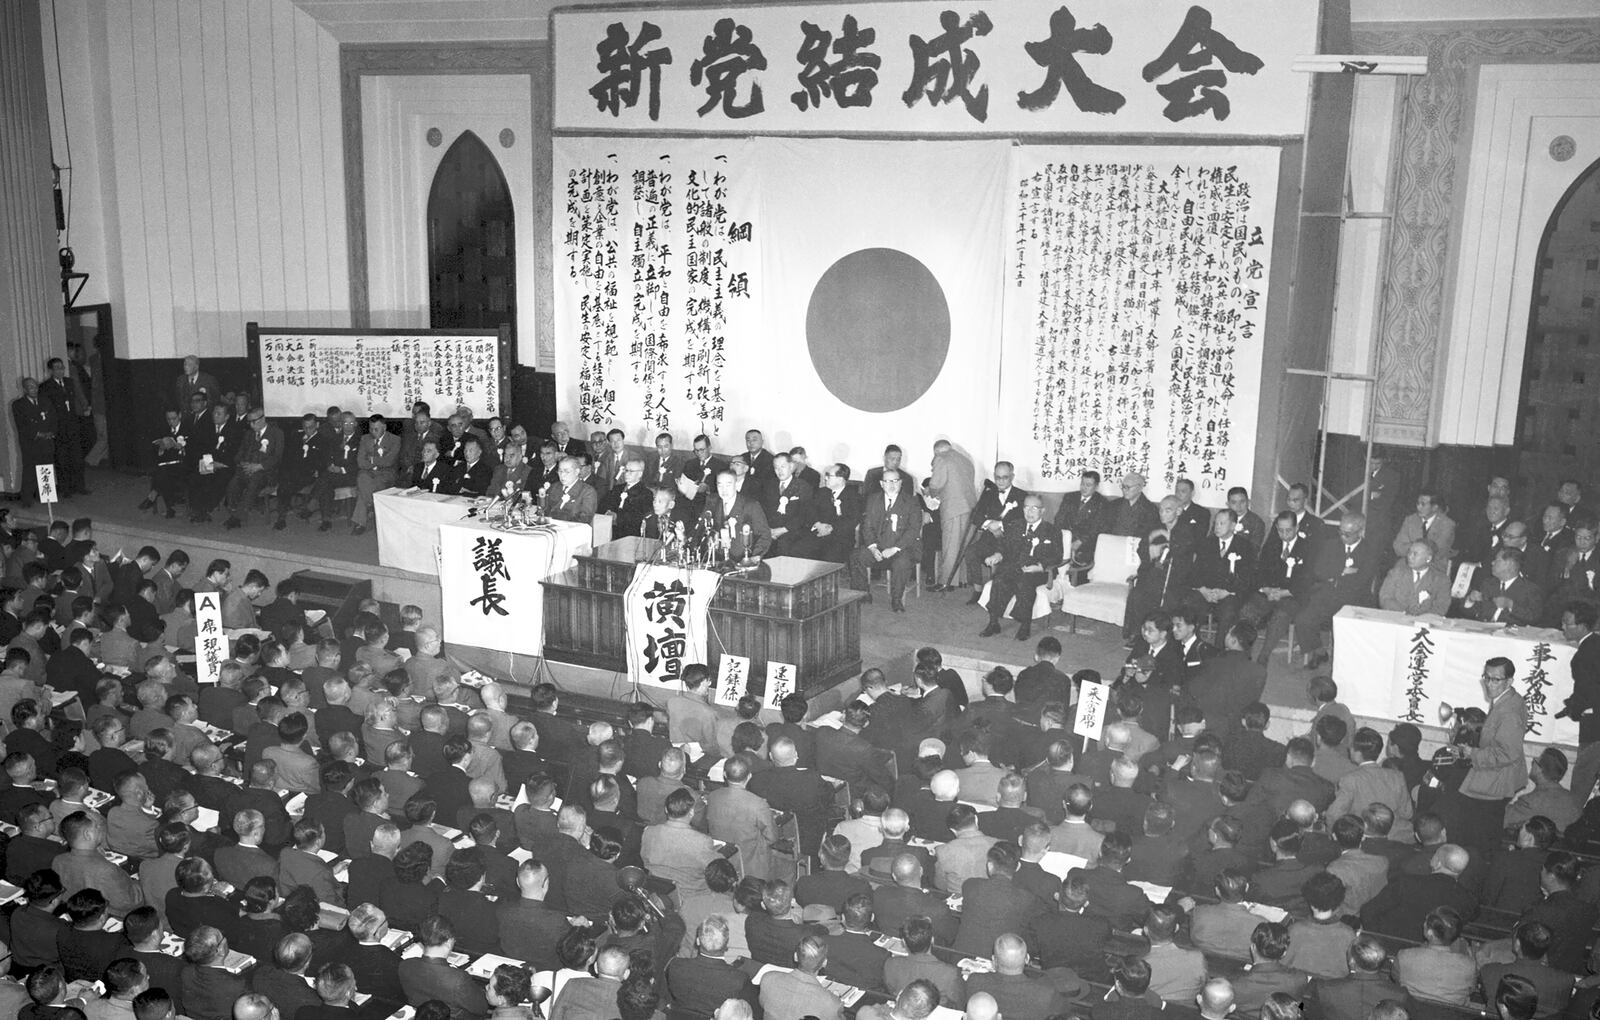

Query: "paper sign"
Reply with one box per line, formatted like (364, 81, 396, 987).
(1451, 563, 1477, 600)
(714, 655, 752, 707)
(35, 465, 56, 504)
(763, 661, 797, 711)
(1073, 680, 1111, 741)
(193, 592, 228, 685)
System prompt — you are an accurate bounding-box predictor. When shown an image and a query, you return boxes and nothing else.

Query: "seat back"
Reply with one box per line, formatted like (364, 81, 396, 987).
(1088, 534, 1139, 584)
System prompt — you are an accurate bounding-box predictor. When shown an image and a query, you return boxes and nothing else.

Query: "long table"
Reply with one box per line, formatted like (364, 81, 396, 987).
(373, 489, 477, 573)
(439, 519, 593, 657)
(541, 536, 865, 693)
(1331, 605, 1578, 745)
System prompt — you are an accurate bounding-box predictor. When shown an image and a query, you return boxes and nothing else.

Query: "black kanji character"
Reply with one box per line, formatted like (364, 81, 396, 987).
(1141, 6, 1263, 122)
(590, 21, 674, 122)
(902, 10, 993, 122)
(1018, 6, 1125, 115)
(791, 15, 882, 112)
(690, 17, 767, 119)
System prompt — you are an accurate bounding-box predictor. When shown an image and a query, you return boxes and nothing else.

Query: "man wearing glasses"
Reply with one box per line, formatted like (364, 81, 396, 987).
(222, 407, 285, 530)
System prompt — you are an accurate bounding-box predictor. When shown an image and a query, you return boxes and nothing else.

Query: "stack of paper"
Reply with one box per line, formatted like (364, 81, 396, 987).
(467, 953, 529, 979)
(221, 950, 255, 973)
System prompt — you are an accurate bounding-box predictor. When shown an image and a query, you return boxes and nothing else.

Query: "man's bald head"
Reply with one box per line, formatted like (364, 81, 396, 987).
(881, 808, 910, 838)
(891, 853, 924, 887)
(233, 993, 278, 1020)
(993, 933, 1029, 973)
(964, 993, 999, 1020)
(930, 770, 960, 801)
(1286, 799, 1318, 828)
(1200, 978, 1236, 1018)
(1432, 843, 1470, 877)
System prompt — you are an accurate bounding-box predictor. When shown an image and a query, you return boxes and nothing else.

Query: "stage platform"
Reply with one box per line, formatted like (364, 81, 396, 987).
(13, 466, 1345, 731)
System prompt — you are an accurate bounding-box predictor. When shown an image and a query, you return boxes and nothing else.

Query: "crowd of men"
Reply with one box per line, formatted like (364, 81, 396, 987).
(0, 488, 1594, 1020)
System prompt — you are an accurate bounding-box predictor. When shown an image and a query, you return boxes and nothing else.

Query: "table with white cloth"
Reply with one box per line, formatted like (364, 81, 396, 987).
(438, 518, 593, 657)
(1331, 605, 1578, 745)
(373, 489, 477, 573)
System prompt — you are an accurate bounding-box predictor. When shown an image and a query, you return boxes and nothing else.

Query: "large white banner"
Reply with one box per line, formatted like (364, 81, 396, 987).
(438, 521, 592, 657)
(553, 136, 1010, 475)
(624, 564, 722, 689)
(553, 1, 1317, 137)
(996, 145, 1280, 500)
(1332, 607, 1577, 747)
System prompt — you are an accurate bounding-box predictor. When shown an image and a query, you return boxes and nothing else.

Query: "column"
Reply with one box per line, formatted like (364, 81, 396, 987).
(0, 0, 69, 493)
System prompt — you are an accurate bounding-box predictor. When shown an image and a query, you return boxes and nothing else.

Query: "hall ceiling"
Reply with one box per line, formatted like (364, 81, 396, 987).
(292, 0, 1599, 44)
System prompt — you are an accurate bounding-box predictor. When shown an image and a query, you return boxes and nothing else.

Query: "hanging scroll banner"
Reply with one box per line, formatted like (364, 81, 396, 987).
(438, 520, 592, 658)
(995, 145, 1280, 501)
(624, 564, 722, 689)
(553, 1, 1317, 137)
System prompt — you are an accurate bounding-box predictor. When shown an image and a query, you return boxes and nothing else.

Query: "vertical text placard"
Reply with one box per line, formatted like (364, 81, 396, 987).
(193, 592, 228, 685)
(715, 654, 752, 707)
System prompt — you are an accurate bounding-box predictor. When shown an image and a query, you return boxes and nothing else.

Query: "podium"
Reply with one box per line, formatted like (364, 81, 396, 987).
(540, 537, 865, 693)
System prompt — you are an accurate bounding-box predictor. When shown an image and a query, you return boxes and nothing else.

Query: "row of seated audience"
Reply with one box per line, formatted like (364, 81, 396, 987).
(0, 511, 1594, 1020)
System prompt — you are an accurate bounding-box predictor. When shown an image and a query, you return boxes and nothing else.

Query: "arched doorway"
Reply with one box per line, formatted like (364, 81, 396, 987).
(427, 131, 516, 333)
(1516, 156, 1600, 508)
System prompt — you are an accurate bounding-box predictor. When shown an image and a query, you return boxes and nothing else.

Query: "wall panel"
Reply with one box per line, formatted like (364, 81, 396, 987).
(43, 0, 350, 363)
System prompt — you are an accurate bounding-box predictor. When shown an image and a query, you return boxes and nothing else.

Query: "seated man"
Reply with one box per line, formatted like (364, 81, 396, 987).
(1295, 513, 1382, 667)
(1462, 547, 1544, 625)
(1190, 509, 1257, 637)
(409, 438, 458, 494)
(351, 414, 400, 535)
(978, 495, 1062, 643)
(540, 456, 598, 523)
(273, 413, 328, 530)
(221, 407, 284, 530)
(790, 463, 863, 564)
(1378, 540, 1451, 616)
(849, 471, 921, 612)
(604, 458, 654, 537)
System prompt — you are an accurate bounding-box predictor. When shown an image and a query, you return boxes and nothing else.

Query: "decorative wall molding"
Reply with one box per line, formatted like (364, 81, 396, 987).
(339, 42, 554, 369)
(1349, 21, 1600, 445)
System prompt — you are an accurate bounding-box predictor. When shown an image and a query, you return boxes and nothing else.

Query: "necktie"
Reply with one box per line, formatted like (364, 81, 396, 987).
(1282, 543, 1293, 560)
(1422, 518, 1431, 538)
(1220, 540, 1227, 556)
(1414, 571, 1423, 585)
(1345, 545, 1354, 555)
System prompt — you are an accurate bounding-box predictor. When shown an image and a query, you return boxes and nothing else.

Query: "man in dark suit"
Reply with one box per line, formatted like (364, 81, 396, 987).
(749, 736, 834, 856)
(1122, 518, 1198, 642)
(541, 456, 599, 524)
(688, 468, 768, 562)
(11, 377, 58, 506)
(451, 435, 494, 497)
(1240, 511, 1318, 663)
(603, 458, 655, 537)
(762, 452, 815, 557)
(952, 843, 1048, 957)
(221, 408, 284, 529)
(814, 702, 896, 797)
(679, 433, 729, 511)
(792, 463, 862, 563)
(872, 853, 958, 945)
(1557, 602, 1600, 801)
(746, 880, 827, 965)
(1245, 737, 1335, 815)
(407, 438, 458, 494)
(667, 914, 760, 1014)
(1314, 935, 1407, 1020)
(171, 355, 221, 415)
(642, 432, 683, 489)
(186, 402, 239, 522)
(311, 413, 361, 531)
(963, 463, 1029, 599)
(850, 470, 921, 611)
(739, 428, 777, 485)
(1463, 547, 1544, 625)
(980, 495, 1062, 642)
(824, 892, 891, 992)
(1359, 843, 1479, 938)
(398, 406, 444, 473)
(41, 356, 89, 495)
(1459, 495, 1516, 566)
(1026, 873, 1113, 981)
(965, 932, 1082, 1018)
(1191, 509, 1257, 636)
(272, 413, 328, 530)
(1187, 623, 1269, 743)
(1054, 469, 1113, 569)
(1107, 471, 1161, 537)
(1295, 512, 1383, 667)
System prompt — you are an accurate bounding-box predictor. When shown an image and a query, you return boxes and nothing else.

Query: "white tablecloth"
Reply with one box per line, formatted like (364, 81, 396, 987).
(374, 490, 477, 574)
(438, 519, 592, 657)
(1331, 606, 1578, 745)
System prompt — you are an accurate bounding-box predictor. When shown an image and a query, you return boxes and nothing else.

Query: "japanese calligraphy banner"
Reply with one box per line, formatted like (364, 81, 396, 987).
(438, 520, 594, 658)
(250, 327, 506, 420)
(553, 135, 1010, 468)
(193, 592, 227, 685)
(624, 564, 722, 689)
(1331, 607, 1578, 747)
(553, 1, 1318, 137)
(996, 145, 1280, 501)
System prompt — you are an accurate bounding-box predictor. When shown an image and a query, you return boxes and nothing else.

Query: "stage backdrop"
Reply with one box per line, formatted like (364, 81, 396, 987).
(996, 146, 1280, 501)
(553, 136, 1010, 472)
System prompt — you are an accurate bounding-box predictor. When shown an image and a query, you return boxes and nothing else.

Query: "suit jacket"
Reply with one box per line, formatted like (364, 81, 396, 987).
(964, 973, 1079, 1020)
(1310, 536, 1383, 604)
(1328, 761, 1414, 839)
(1378, 562, 1452, 614)
(930, 448, 979, 515)
(825, 929, 890, 991)
(706, 784, 778, 880)
(1108, 493, 1162, 538)
(644, 451, 685, 488)
(1480, 958, 1574, 1019)
(1561, 631, 1600, 743)
(763, 475, 816, 540)
(1359, 871, 1479, 939)
(324, 429, 361, 478)
(1053, 490, 1113, 551)
(806, 484, 864, 553)
(1393, 511, 1457, 563)
(1255, 533, 1317, 596)
(666, 953, 759, 1017)
(172, 371, 221, 411)
(398, 420, 444, 470)
(1466, 572, 1544, 626)
(180, 964, 248, 1020)
(859, 490, 921, 558)
(872, 883, 958, 945)
(970, 482, 1030, 531)
(1194, 533, 1257, 593)
(607, 481, 655, 537)
(759, 968, 842, 1020)
(357, 431, 398, 477)
(1317, 971, 1409, 1020)
(1247, 764, 1336, 815)
(1186, 650, 1268, 742)
(998, 517, 1064, 578)
(409, 455, 457, 494)
(1461, 689, 1528, 800)
(885, 950, 968, 1006)
(452, 457, 494, 497)
(812, 726, 894, 797)
(542, 479, 599, 523)
(398, 956, 489, 1019)
(953, 875, 1046, 956)
(233, 423, 284, 476)
(703, 492, 774, 558)
(1395, 944, 1478, 1005)
(749, 765, 833, 854)
(680, 453, 730, 502)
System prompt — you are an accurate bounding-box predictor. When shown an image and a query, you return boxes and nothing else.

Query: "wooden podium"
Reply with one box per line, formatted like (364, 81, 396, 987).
(541, 537, 865, 693)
